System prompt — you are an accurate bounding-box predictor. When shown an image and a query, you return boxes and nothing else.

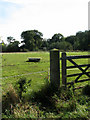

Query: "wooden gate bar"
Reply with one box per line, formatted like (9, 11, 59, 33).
(68, 59, 90, 77)
(66, 64, 90, 69)
(66, 55, 90, 59)
(68, 59, 86, 72)
(75, 79, 90, 83)
(75, 66, 90, 83)
(67, 72, 90, 77)
(66, 79, 90, 86)
(62, 53, 67, 86)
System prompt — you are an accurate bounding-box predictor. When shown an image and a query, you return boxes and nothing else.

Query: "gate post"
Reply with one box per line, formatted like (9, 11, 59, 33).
(62, 52, 67, 87)
(50, 49, 60, 88)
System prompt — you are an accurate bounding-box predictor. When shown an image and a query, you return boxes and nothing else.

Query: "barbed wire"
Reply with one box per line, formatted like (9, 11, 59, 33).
(1, 68, 83, 80)
(1, 70, 48, 80)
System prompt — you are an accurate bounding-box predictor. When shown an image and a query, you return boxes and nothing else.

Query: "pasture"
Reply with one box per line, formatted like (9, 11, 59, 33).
(2, 52, 50, 94)
(1, 51, 90, 119)
(2, 51, 89, 92)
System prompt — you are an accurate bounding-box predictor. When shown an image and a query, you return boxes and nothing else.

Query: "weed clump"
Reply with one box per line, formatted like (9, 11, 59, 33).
(2, 84, 19, 115)
(15, 77, 31, 99)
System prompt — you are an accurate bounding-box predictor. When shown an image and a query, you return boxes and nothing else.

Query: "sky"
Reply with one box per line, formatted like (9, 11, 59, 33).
(0, 0, 89, 43)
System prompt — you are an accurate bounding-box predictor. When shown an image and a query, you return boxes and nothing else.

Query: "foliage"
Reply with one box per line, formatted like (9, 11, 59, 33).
(65, 30, 90, 51)
(21, 30, 43, 51)
(49, 33, 64, 43)
(41, 39, 49, 51)
(48, 41, 73, 51)
(2, 84, 90, 119)
(6, 41, 20, 52)
(1, 38, 20, 52)
(15, 77, 31, 99)
(2, 30, 90, 52)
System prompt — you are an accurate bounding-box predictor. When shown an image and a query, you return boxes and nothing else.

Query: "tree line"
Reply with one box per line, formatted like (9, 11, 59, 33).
(1, 29, 90, 52)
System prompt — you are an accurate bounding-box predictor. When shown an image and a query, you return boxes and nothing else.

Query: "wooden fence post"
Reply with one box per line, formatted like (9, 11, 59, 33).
(62, 52, 67, 87)
(50, 49, 60, 88)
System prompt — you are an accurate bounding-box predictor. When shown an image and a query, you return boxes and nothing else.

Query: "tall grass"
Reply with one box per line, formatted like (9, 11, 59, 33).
(2, 79, 90, 119)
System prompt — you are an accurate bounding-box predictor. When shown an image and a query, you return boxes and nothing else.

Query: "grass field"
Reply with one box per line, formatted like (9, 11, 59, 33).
(1, 51, 90, 119)
(2, 52, 50, 94)
(2, 51, 89, 91)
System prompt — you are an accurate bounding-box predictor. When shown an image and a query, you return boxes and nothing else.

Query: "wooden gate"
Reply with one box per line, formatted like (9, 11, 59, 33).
(50, 49, 90, 89)
(61, 52, 90, 89)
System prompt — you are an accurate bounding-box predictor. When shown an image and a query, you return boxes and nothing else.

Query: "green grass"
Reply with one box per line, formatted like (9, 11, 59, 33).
(1, 51, 90, 119)
(2, 52, 49, 92)
(2, 51, 89, 97)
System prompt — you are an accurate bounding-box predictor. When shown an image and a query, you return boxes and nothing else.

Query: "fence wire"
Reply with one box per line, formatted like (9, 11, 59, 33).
(1, 70, 48, 80)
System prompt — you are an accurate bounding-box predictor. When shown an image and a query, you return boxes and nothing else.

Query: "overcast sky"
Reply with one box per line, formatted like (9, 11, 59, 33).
(0, 0, 89, 42)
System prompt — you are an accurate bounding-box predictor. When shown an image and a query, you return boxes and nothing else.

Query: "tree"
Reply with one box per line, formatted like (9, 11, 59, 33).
(48, 41, 73, 51)
(49, 33, 64, 43)
(21, 30, 43, 51)
(73, 38, 80, 50)
(41, 38, 49, 51)
(6, 41, 20, 52)
(65, 30, 90, 51)
(76, 30, 89, 50)
(65, 35, 76, 46)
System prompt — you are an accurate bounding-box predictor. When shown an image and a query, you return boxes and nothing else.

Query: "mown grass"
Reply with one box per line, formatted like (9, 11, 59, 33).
(1, 51, 90, 119)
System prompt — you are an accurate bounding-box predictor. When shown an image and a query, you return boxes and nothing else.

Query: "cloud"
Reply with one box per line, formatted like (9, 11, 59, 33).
(2, 0, 29, 4)
(0, 0, 23, 24)
(0, 0, 89, 43)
